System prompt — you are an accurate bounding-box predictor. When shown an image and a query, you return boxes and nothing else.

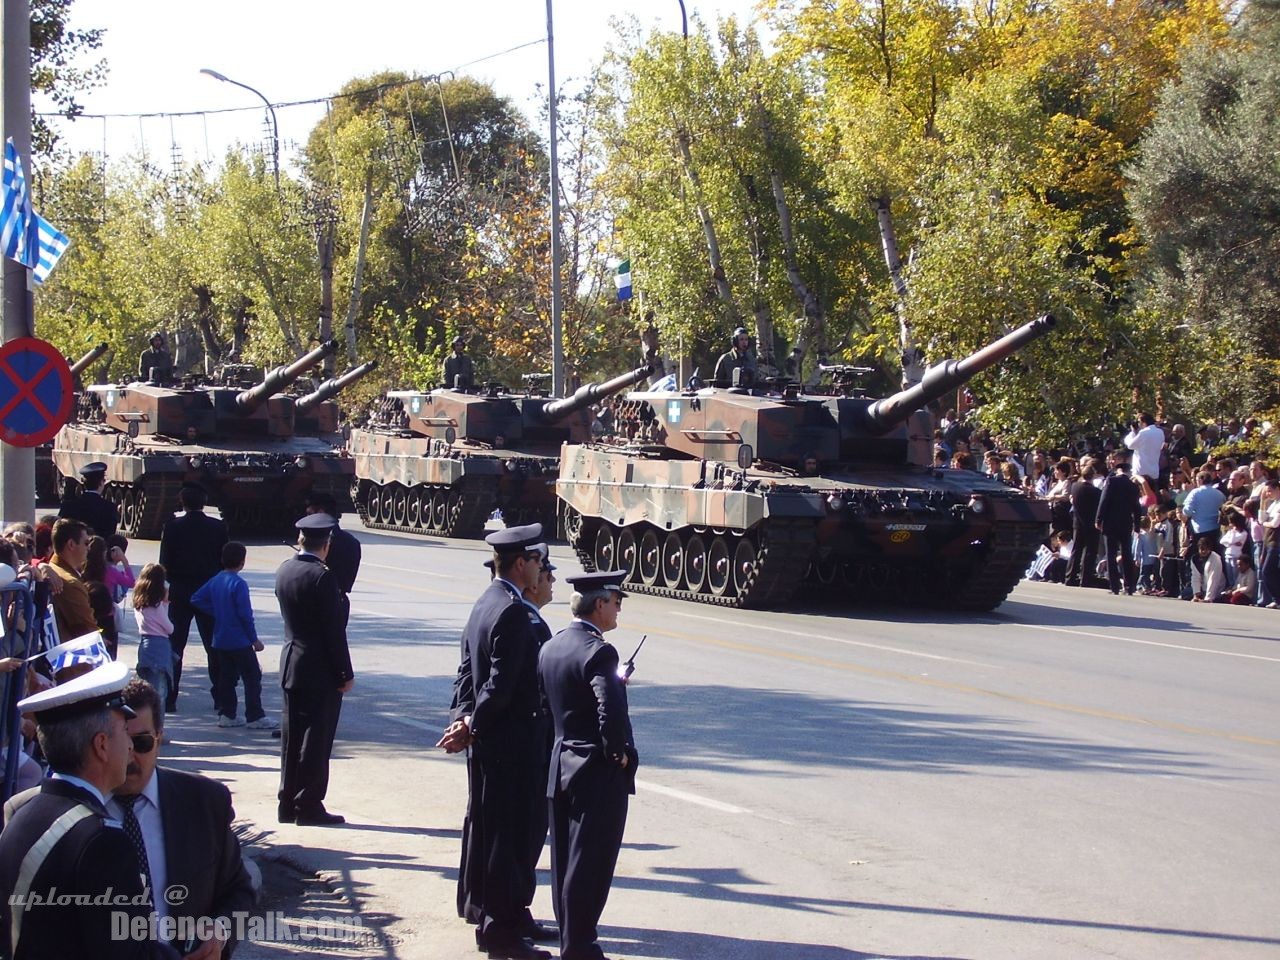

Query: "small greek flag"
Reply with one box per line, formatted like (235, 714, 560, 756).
(614, 258, 632, 302)
(1, 138, 69, 284)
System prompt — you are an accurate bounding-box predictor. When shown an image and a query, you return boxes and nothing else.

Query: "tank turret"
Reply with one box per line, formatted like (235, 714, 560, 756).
(862, 314, 1055, 433)
(556, 314, 1057, 612)
(69, 343, 110, 376)
(296, 360, 379, 414)
(236, 339, 339, 413)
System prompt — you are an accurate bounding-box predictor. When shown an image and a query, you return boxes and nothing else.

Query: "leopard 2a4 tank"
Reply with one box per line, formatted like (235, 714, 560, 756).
(558, 315, 1056, 611)
(52, 340, 376, 538)
(350, 360, 657, 538)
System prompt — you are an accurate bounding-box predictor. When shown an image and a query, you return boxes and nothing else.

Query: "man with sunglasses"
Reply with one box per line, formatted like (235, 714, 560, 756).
(440, 524, 554, 960)
(538, 570, 638, 960)
(107, 678, 255, 960)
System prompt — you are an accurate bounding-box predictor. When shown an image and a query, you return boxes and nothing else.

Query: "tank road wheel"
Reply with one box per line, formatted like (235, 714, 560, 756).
(590, 525, 614, 572)
(562, 505, 584, 545)
(733, 538, 758, 597)
(433, 489, 450, 531)
(814, 555, 840, 586)
(638, 529, 662, 586)
(377, 486, 394, 526)
(661, 532, 685, 589)
(707, 536, 733, 596)
(616, 528, 639, 583)
(684, 534, 708, 593)
(392, 485, 408, 527)
(407, 488, 423, 529)
(366, 485, 382, 524)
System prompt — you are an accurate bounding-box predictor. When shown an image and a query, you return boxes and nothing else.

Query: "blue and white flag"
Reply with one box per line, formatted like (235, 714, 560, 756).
(1, 138, 69, 284)
(614, 258, 632, 302)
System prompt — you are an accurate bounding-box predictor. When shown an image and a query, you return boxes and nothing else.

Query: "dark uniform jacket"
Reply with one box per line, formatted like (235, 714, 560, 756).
(712, 348, 757, 388)
(443, 353, 474, 390)
(275, 553, 352, 691)
(459, 579, 545, 759)
(323, 526, 362, 595)
(1070, 479, 1102, 531)
(538, 621, 638, 801)
(159, 511, 228, 598)
(58, 490, 119, 540)
(1096, 472, 1143, 536)
(0, 779, 153, 959)
(138, 348, 173, 383)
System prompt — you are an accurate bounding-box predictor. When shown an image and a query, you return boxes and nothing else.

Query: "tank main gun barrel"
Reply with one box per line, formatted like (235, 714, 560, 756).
(862, 314, 1056, 434)
(236, 339, 340, 413)
(535, 361, 657, 423)
(295, 360, 379, 413)
(70, 343, 110, 376)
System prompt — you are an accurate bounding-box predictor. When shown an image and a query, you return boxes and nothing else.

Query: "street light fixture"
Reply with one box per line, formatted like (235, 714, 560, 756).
(199, 67, 280, 194)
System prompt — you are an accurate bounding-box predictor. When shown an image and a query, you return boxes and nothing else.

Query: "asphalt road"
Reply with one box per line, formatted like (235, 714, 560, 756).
(126, 524, 1279, 960)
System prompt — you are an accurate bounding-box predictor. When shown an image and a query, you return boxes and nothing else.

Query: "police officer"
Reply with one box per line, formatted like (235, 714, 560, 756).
(58, 461, 119, 539)
(0, 661, 157, 959)
(443, 335, 475, 391)
(538, 570, 638, 960)
(439, 524, 553, 960)
(138, 332, 173, 384)
(304, 492, 362, 595)
(713, 326, 757, 388)
(275, 513, 354, 826)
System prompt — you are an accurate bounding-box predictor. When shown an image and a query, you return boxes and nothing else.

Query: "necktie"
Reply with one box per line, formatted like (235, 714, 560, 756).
(116, 794, 154, 909)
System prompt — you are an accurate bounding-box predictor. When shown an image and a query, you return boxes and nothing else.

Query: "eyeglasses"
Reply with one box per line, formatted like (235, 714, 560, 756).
(130, 733, 158, 754)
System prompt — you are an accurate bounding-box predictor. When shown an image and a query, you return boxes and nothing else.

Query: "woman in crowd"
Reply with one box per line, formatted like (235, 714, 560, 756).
(82, 535, 119, 658)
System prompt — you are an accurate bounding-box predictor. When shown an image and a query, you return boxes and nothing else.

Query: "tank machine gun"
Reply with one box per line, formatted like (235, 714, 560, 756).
(557, 315, 1056, 611)
(349, 360, 658, 538)
(52, 338, 368, 537)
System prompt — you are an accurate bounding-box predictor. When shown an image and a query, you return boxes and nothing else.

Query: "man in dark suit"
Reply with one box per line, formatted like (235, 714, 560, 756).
(538, 570, 638, 960)
(304, 492, 361, 595)
(106, 678, 256, 959)
(275, 514, 353, 826)
(1066, 463, 1103, 588)
(1096, 453, 1144, 595)
(0, 661, 155, 959)
(438, 524, 552, 960)
(159, 485, 228, 713)
(58, 461, 119, 539)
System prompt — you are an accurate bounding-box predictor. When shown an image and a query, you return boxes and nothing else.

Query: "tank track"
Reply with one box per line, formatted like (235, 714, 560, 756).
(567, 516, 816, 609)
(108, 476, 183, 541)
(946, 521, 1048, 611)
(355, 478, 498, 539)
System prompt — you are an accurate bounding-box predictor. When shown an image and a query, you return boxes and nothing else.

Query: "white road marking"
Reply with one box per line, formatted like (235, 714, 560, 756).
(1035, 625, 1280, 662)
(361, 561, 464, 580)
(670, 611, 996, 666)
(635, 778, 751, 814)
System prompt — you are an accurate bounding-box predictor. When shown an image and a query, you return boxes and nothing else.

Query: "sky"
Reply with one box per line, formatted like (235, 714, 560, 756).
(38, 0, 767, 173)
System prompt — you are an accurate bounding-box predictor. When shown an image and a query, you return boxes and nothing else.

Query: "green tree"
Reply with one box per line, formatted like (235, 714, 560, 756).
(31, 0, 107, 155)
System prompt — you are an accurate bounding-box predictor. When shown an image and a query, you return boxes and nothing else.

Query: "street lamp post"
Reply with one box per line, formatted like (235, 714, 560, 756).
(545, 0, 565, 397)
(199, 67, 280, 194)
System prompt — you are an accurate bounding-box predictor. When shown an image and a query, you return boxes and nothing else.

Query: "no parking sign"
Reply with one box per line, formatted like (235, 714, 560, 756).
(0, 337, 74, 447)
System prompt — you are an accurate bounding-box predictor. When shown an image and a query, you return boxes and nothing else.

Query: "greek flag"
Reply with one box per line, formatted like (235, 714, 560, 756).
(1, 138, 69, 284)
(614, 258, 632, 302)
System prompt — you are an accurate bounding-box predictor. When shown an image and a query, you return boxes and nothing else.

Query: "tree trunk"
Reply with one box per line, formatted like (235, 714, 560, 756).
(675, 129, 737, 315)
(872, 195, 924, 388)
(344, 172, 375, 365)
(193, 286, 224, 367)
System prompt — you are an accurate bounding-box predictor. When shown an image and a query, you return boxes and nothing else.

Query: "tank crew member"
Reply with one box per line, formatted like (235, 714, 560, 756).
(0, 661, 155, 959)
(275, 513, 354, 826)
(713, 326, 757, 388)
(538, 569, 638, 960)
(138, 332, 173, 384)
(443, 335, 475, 391)
(439, 523, 554, 960)
(160, 485, 228, 714)
(58, 461, 119, 539)
(305, 492, 362, 595)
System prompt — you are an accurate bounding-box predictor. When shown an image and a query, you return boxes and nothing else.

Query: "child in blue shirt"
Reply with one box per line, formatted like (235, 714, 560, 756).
(191, 542, 277, 730)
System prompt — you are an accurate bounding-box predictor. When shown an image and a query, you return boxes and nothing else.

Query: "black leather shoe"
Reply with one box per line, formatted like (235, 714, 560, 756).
(475, 931, 550, 960)
(276, 807, 296, 824)
(294, 809, 345, 826)
(519, 922, 558, 943)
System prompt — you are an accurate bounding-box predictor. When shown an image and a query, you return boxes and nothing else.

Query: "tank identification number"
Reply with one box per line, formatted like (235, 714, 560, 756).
(667, 400, 682, 423)
(885, 523, 926, 531)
